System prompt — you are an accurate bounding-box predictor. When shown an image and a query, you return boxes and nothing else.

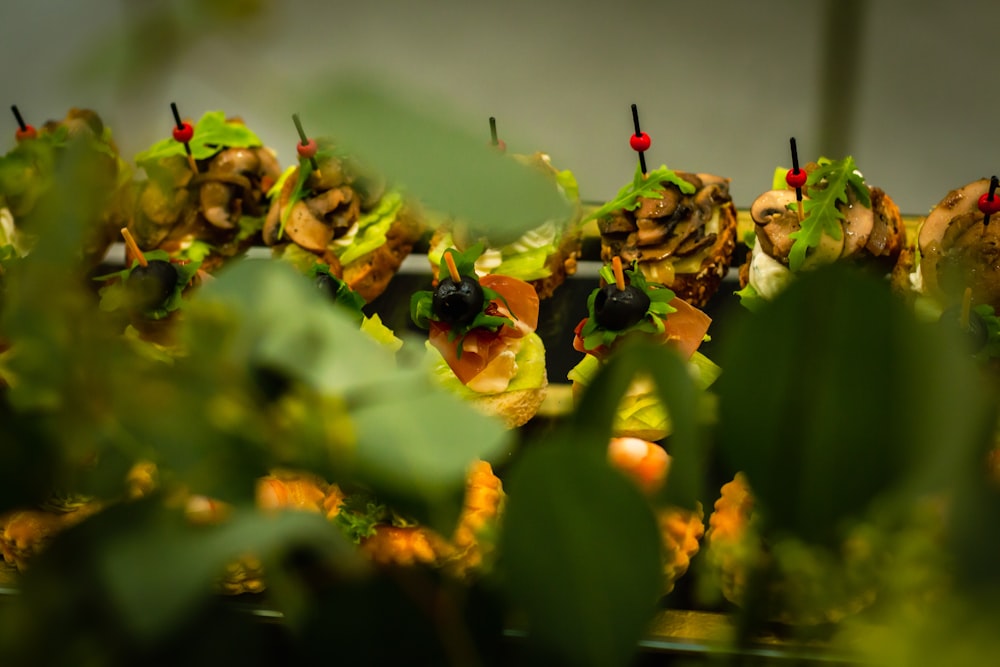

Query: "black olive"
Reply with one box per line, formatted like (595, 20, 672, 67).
(126, 259, 178, 312)
(314, 272, 339, 300)
(594, 283, 650, 331)
(939, 306, 988, 353)
(433, 276, 485, 326)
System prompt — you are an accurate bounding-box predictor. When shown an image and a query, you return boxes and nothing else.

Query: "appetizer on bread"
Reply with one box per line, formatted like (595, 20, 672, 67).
(592, 163, 738, 308)
(263, 139, 423, 303)
(0, 108, 131, 268)
(892, 177, 1000, 362)
(129, 111, 281, 271)
(568, 259, 718, 441)
(739, 156, 905, 309)
(427, 151, 583, 299)
(411, 244, 546, 428)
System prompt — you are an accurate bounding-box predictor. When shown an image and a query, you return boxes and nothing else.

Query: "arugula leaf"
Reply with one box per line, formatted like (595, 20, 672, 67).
(586, 162, 696, 222)
(577, 261, 677, 353)
(134, 111, 262, 167)
(786, 156, 871, 272)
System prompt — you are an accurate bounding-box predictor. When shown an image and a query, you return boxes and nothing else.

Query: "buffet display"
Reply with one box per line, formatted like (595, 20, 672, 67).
(1, 104, 998, 667)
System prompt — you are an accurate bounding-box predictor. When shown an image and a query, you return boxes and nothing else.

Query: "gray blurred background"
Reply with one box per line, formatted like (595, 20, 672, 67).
(2, 0, 996, 216)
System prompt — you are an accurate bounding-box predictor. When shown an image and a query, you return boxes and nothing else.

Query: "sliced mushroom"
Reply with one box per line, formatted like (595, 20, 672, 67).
(840, 185, 874, 258)
(639, 216, 703, 262)
(634, 188, 680, 219)
(598, 210, 637, 235)
(919, 179, 992, 304)
(306, 187, 351, 219)
(750, 189, 800, 261)
(675, 232, 717, 257)
(283, 201, 336, 253)
(919, 178, 990, 252)
(635, 217, 672, 246)
(197, 148, 265, 229)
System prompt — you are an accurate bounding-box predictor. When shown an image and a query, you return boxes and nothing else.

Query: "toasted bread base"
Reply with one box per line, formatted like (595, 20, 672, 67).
(341, 207, 424, 303)
(471, 381, 548, 429)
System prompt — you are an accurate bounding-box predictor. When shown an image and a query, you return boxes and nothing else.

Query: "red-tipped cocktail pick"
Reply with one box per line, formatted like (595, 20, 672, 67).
(292, 113, 319, 171)
(978, 175, 1000, 227)
(10, 105, 36, 142)
(170, 102, 198, 174)
(488, 116, 506, 153)
(785, 137, 807, 222)
(629, 104, 650, 176)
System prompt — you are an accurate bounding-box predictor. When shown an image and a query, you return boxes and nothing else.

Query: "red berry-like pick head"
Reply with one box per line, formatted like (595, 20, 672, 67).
(979, 192, 1000, 216)
(786, 168, 808, 189)
(297, 138, 318, 159)
(172, 122, 194, 144)
(15, 124, 36, 142)
(490, 138, 507, 153)
(629, 132, 650, 152)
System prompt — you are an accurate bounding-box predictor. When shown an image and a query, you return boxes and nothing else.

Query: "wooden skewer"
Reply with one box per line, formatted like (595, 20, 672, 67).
(444, 250, 462, 283)
(612, 256, 626, 291)
(120, 227, 148, 268)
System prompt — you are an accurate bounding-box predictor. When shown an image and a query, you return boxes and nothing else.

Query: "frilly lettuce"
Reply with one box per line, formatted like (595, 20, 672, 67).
(333, 190, 404, 266)
(567, 350, 720, 435)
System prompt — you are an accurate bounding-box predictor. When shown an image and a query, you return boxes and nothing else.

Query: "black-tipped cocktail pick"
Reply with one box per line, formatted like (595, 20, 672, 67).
(785, 137, 808, 221)
(292, 113, 319, 171)
(488, 116, 506, 153)
(629, 104, 650, 176)
(10, 105, 35, 142)
(978, 175, 1000, 227)
(170, 102, 197, 173)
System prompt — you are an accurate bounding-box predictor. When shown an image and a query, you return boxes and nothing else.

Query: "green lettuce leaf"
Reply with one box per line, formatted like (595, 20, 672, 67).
(735, 282, 767, 312)
(334, 190, 404, 266)
(134, 111, 262, 166)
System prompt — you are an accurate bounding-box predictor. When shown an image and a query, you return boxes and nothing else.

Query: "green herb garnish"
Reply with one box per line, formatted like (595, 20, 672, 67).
(786, 156, 871, 272)
(586, 163, 696, 222)
(134, 111, 262, 167)
(410, 243, 516, 347)
(310, 263, 366, 322)
(578, 262, 677, 352)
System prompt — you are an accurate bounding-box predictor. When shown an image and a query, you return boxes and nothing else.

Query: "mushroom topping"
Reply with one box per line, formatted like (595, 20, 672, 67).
(634, 188, 681, 219)
(198, 148, 264, 229)
(839, 184, 874, 258)
(283, 201, 336, 253)
(919, 179, 993, 306)
(750, 189, 800, 261)
(919, 178, 990, 251)
(598, 211, 637, 235)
